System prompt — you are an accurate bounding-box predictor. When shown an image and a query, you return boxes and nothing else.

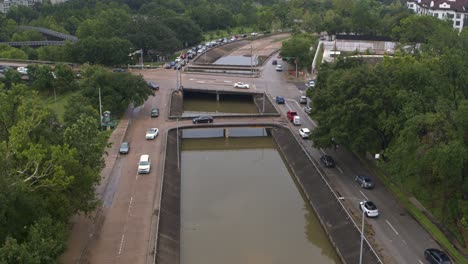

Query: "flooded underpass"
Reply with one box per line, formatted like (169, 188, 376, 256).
(157, 126, 379, 264)
(165, 127, 340, 264)
(183, 91, 259, 114)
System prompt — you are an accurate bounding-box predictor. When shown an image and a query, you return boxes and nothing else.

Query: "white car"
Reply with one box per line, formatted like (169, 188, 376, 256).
(233, 82, 249, 89)
(276, 65, 283, 71)
(299, 95, 308, 104)
(145, 128, 159, 140)
(359, 201, 379, 218)
(299, 128, 311, 139)
(17, 66, 28, 75)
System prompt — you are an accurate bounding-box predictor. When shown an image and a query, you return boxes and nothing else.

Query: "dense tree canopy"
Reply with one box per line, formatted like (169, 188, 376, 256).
(308, 18, 468, 246)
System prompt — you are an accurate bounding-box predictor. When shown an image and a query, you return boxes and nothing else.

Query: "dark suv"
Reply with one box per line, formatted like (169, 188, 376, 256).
(320, 155, 335, 168)
(355, 175, 374, 189)
(192, 116, 214, 124)
(424, 248, 452, 264)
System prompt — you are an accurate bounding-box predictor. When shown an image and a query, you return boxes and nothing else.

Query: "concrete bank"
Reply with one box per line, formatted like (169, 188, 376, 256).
(155, 125, 378, 264)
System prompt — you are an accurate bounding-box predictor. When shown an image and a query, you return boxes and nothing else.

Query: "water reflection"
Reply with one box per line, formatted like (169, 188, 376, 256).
(180, 136, 340, 264)
(214, 55, 259, 66)
(183, 94, 258, 114)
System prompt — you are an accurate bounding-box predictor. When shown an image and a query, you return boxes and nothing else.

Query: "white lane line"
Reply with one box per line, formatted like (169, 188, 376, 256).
(359, 190, 368, 200)
(118, 234, 125, 255)
(337, 166, 344, 174)
(418, 259, 424, 264)
(386, 220, 399, 235)
(319, 148, 326, 155)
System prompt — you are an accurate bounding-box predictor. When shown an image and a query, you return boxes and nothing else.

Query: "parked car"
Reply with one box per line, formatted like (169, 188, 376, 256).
(275, 96, 285, 104)
(424, 248, 452, 264)
(299, 128, 311, 139)
(151, 108, 159, 118)
(355, 175, 374, 189)
(320, 155, 336, 168)
(276, 65, 283, 71)
(304, 106, 311, 114)
(299, 96, 308, 104)
(119, 142, 130, 154)
(272, 60, 278, 65)
(359, 201, 379, 217)
(164, 63, 172, 69)
(147, 81, 159, 90)
(169, 61, 177, 67)
(17, 66, 28, 75)
(0, 65, 10, 73)
(234, 82, 249, 89)
(113, 68, 126, 73)
(145, 128, 159, 140)
(192, 116, 214, 124)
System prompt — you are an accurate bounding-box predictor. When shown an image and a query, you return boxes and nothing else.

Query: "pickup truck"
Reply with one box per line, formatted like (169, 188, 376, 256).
(287, 111, 301, 125)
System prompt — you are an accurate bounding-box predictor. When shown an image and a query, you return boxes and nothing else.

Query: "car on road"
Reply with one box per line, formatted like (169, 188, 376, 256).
(169, 61, 177, 67)
(119, 142, 130, 154)
(147, 81, 159, 90)
(151, 108, 159, 117)
(276, 65, 283, 71)
(275, 96, 285, 104)
(320, 155, 336, 168)
(192, 116, 214, 124)
(299, 95, 308, 104)
(145, 128, 159, 139)
(233, 82, 249, 89)
(299, 128, 311, 139)
(137, 154, 151, 174)
(17, 66, 28, 75)
(355, 175, 375, 189)
(306, 80, 316, 88)
(272, 60, 277, 65)
(304, 106, 311, 114)
(424, 248, 452, 264)
(359, 201, 379, 217)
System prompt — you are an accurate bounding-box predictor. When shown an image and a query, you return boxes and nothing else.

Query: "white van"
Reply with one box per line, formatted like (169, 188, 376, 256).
(138, 154, 151, 174)
(293, 116, 301, 126)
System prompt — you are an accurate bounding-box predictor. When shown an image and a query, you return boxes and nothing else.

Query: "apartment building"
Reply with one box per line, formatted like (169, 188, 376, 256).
(407, 0, 468, 32)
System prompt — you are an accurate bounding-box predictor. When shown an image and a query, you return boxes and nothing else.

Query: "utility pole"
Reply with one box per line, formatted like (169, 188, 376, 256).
(140, 49, 144, 69)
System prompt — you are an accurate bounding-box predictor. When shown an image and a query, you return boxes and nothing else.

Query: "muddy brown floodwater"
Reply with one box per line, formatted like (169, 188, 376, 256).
(180, 135, 341, 264)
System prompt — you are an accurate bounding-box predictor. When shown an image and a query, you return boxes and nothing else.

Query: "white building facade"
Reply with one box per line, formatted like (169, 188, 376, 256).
(407, 0, 468, 32)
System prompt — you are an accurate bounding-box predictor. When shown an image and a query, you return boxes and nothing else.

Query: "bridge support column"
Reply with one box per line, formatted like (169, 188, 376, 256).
(216, 91, 220, 102)
(224, 128, 229, 138)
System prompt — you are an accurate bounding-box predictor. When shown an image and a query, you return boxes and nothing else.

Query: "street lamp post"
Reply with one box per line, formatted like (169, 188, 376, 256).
(338, 197, 365, 264)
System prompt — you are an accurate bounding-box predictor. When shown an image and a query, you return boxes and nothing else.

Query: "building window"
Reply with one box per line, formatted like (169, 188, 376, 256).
(456, 21, 460, 26)
(456, 14, 461, 19)
(447, 13, 454, 19)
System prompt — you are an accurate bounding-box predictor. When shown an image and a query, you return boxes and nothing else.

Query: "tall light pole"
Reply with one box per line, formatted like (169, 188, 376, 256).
(98, 87, 103, 128)
(338, 197, 365, 264)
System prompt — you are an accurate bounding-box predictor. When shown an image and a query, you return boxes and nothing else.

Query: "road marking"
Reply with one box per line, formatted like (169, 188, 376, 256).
(418, 259, 424, 264)
(386, 220, 399, 235)
(337, 166, 344, 174)
(118, 234, 125, 255)
(359, 190, 368, 200)
(320, 148, 326, 155)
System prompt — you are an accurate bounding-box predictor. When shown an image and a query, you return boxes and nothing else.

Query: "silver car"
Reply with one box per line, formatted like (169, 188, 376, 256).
(355, 175, 374, 189)
(119, 142, 129, 154)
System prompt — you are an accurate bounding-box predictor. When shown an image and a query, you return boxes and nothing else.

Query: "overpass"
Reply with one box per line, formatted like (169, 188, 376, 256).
(0, 26, 78, 47)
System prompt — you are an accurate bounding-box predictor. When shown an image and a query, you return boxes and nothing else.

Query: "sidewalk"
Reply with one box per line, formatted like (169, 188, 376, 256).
(60, 108, 132, 264)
